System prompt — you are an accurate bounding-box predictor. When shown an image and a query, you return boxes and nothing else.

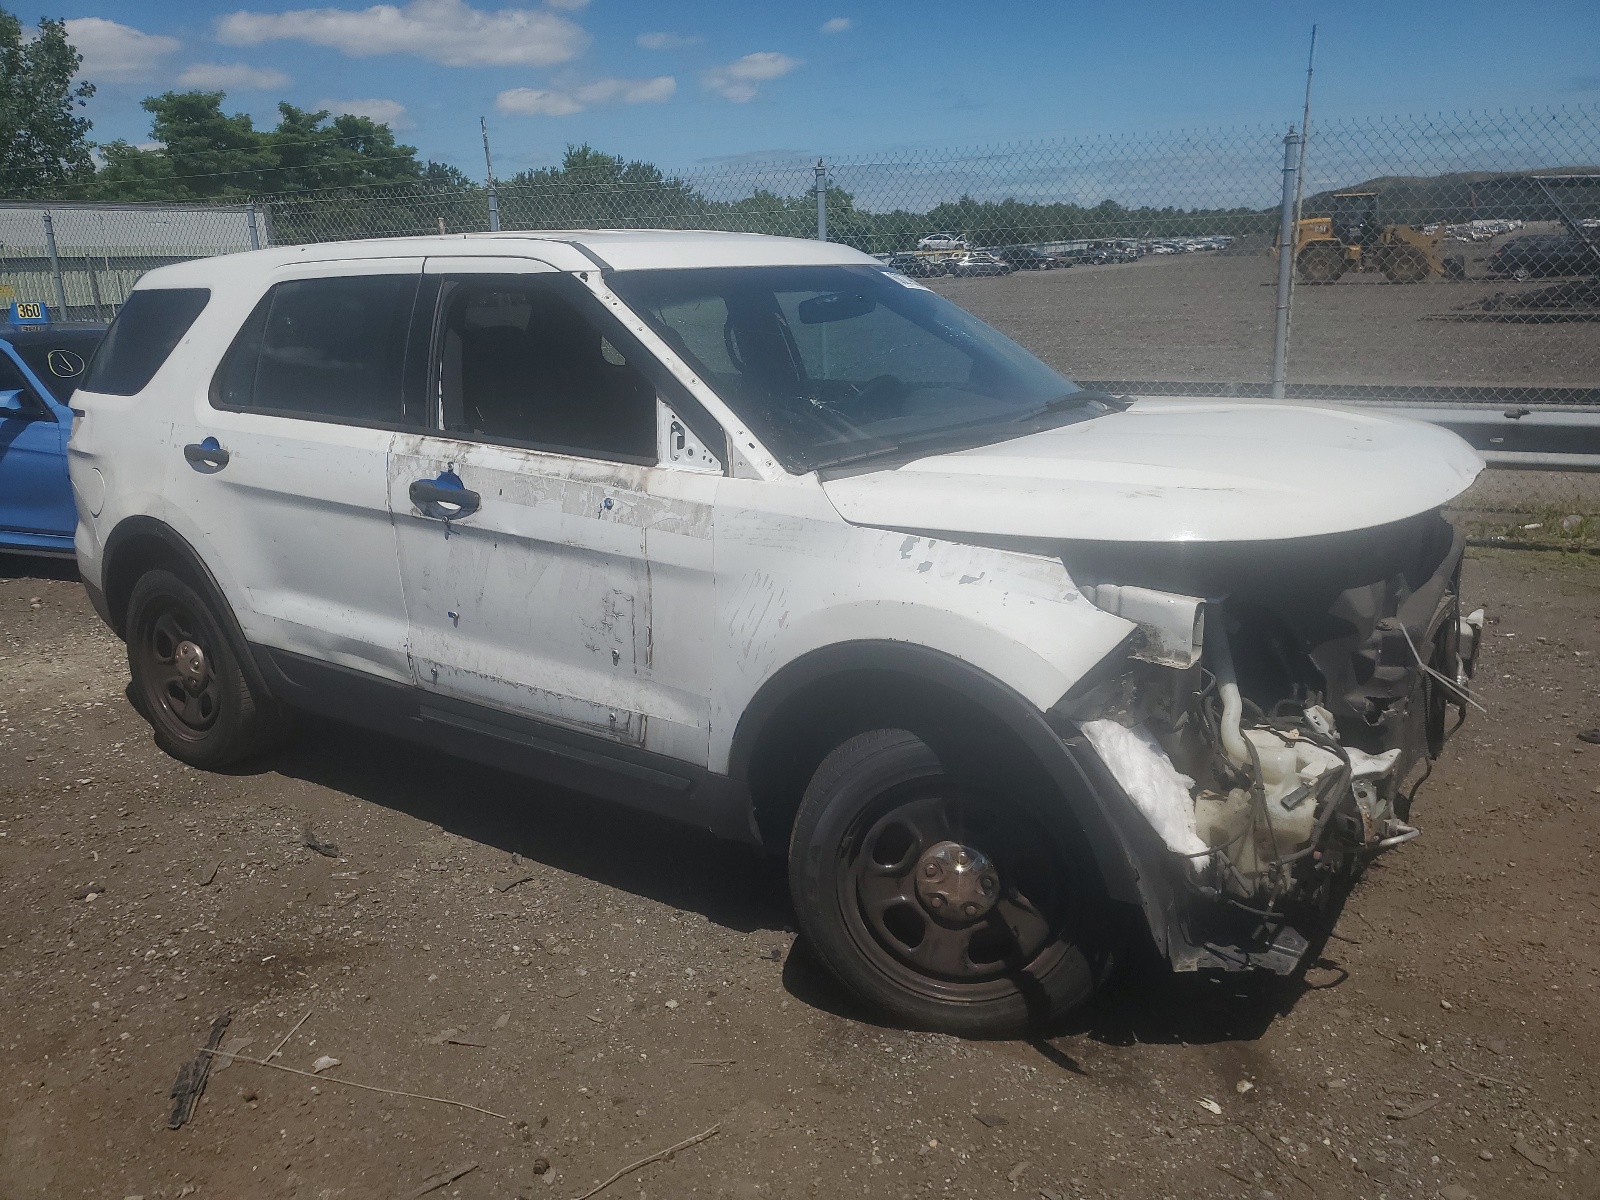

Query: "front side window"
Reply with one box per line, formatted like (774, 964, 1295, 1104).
(609, 265, 1101, 472)
(82, 288, 209, 397)
(0, 351, 42, 414)
(213, 274, 419, 425)
(435, 278, 655, 462)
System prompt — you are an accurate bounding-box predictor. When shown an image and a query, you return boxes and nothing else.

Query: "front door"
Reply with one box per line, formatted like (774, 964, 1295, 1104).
(164, 260, 427, 682)
(390, 266, 722, 765)
(0, 345, 73, 541)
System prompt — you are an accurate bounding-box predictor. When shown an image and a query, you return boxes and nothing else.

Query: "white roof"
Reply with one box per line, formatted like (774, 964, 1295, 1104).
(135, 229, 875, 289)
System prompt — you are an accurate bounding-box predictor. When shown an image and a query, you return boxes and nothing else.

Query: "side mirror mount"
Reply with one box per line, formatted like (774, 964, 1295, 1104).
(656, 399, 724, 475)
(0, 389, 28, 416)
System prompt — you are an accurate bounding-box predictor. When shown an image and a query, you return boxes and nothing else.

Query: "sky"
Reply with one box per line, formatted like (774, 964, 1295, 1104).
(12, 0, 1600, 180)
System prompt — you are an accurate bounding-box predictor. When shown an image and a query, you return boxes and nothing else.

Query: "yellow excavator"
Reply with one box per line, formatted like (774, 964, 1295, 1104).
(1287, 191, 1462, 283)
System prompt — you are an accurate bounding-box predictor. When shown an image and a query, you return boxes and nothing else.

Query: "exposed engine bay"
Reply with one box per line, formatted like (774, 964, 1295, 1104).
(1059, 510, 1484, 965)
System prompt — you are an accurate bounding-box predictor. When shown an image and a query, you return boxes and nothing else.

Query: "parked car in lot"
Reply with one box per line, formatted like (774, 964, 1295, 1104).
(991, 245, 1060, 270)
(1086, 242, 1143, 265)
(71, 230, 1484, 1035)
(883, 251, 948, 278)
(947, 251, 1014, 277)
(0, 319, 108, 555)
(1488, 233, 1600, 278)
(916, 232, 969, 251)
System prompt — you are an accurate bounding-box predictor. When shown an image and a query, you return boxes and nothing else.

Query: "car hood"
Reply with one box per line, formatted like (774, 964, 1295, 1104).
(819, 398, 1484, 543)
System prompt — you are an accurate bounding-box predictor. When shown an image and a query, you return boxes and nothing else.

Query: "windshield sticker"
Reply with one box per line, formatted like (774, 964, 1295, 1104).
(882, 270, 932, 292)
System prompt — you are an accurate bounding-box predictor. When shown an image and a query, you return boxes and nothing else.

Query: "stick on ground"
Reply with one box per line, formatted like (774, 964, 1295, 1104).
(405, 1161, 479, 1199)
(568, 1123, 720, 1200)
(199, 1048, 515, 1122)
(268, 1006, 314, 1061)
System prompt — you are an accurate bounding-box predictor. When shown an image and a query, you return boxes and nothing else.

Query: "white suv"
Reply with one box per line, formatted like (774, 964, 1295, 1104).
(69, 231, 1484, 1035)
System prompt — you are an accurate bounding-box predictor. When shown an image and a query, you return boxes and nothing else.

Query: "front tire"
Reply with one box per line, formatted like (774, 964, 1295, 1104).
(126, 569, 289, 768)
(1296, 242, 1346, 283)
(788, 729, 1111, 1036)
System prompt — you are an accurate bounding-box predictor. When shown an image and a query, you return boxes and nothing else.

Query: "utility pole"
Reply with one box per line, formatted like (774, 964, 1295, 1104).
(1270, 125, 1303, 400)
(1277, 25, 1319, 399)
(815, 158, 828, 242)
(481, 116, 501, 233)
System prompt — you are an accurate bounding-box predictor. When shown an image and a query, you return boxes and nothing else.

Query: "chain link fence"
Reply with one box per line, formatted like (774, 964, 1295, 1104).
(0, 201, 263, 321)
(3, 104, 1595, 546)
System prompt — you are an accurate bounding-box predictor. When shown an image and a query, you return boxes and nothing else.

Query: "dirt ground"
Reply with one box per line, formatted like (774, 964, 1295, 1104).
(1, 546, 1597, 1200)
(932, 249, 1600, 392)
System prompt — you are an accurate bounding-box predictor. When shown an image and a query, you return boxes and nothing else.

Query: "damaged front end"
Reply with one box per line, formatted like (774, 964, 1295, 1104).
(1058, 510, 1484, 974)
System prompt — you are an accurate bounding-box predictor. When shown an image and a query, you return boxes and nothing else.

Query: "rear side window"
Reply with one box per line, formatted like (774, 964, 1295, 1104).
(213, 274, 419, 425)
(13, 333, 101, 403)
(82, 288, 210, 396)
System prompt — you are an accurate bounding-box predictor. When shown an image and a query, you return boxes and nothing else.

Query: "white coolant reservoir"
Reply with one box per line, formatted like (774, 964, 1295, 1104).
(1197, 729, 1344, 884)
(1242, 728, 1342, 850)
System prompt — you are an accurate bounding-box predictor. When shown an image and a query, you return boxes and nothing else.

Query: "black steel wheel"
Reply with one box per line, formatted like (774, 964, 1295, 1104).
(126, 569, 289, 768)
(790, 729, 1110, 1035)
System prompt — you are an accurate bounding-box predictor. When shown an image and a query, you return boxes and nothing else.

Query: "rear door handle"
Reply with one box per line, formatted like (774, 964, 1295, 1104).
(410, 473, 481, 520)
(183, 437, 229, 471)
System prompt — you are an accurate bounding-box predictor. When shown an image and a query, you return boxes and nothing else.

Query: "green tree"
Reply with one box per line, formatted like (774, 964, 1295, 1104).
(0, 7, 94, 194)
(88, 139, 179, 200)
(137, 91, 273, 197)
(267, 103, 425, 190)
(501, 144, 704, 229)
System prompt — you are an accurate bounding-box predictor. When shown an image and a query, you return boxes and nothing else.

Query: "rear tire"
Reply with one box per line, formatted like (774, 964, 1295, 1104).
(788, 729, 1111, 1036)
(125, 569, 290, 768)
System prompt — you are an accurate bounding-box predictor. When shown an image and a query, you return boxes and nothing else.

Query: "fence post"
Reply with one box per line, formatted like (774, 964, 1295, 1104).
(246, 205, 262, 250)
(1270, 125, 1301, 400)
(41, 210, 68, 317)
(84, 256, 105, 321)
(815, 158, 827, 242)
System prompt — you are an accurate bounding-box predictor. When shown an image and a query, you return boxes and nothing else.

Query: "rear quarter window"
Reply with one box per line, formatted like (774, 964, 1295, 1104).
(82, 288, 210, 396)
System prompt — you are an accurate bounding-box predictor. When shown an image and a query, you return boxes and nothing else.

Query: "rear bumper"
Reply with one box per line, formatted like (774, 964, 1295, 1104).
(82, 576, 114, 631)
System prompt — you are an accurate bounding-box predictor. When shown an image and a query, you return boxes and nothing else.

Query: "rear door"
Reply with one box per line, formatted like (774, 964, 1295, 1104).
(165, 260, 428, 682)
(388, 262, 723, 765)
(0, 343, 73, 540)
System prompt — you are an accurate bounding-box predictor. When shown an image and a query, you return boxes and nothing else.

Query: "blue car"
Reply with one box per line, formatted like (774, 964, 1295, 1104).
(0, 320, 108, 556)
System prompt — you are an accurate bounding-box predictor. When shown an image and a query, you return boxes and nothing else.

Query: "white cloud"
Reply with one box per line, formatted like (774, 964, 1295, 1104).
(701, 52, 800, 103)
(497, 88, 581, 117)
(820, 17, 851, 34)
(497, 75, 675, 116)
(176, 61, 291, 90)
(217, 0, 588, 68)
(317, 97, 413, 128)
(63, 17, 181, 82)
(636, 31, 700, 50)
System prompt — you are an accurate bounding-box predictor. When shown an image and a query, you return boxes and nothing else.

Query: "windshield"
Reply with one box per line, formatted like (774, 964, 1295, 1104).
(608, 264, 1092, 471)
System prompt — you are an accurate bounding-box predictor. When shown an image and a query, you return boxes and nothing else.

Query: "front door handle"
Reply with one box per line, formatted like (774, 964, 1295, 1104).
(183, 437, 229, 471)
(410, 472, 481, 521)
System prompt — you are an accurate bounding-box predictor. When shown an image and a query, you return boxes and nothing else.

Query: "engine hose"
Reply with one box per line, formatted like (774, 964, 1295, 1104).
(1206, 615, 1252, 769)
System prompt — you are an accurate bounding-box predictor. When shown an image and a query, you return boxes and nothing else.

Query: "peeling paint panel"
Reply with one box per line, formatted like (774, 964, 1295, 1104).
(390, 432, 718, 763)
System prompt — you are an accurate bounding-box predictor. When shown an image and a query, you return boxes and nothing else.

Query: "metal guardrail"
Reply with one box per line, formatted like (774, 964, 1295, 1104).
(1081, 381, 1600, 471)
